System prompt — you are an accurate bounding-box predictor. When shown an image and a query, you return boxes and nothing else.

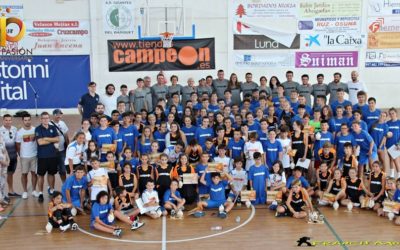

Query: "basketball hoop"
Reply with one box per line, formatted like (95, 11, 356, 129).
(160, 32, 174, 48)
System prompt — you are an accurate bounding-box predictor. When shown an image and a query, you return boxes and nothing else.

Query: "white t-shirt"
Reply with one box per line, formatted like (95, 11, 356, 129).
(87, 168, 109, 200)
(214, 156, 232, 173)
(51, 120, 69, 151)
(141, 189, 159, 211)
(268, 173, 286, 188)
(100, 94, 118, 117)
(15, 127, 37, 158)
(230, 169, 247, 192)
(277, 138, 291, 168)
(347, 81, 367, 105)
(64, 141, 84, 165)
(244, 140, 264, 171)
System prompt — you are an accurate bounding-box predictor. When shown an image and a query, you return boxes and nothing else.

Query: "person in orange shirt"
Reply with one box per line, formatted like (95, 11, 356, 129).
(171, 154, 197, 204)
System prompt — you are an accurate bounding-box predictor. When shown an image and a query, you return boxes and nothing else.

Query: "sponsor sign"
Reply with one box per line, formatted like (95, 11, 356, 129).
(368, 0, 400, 16)
(234, 52, 294, 68)
(234, 34, 300, 50)
(298, 17, 361, 33)
(234, 0, 297, 18)
(368, 17, 400, 48)
(108, 38, 215, 71)
(299, 0, 362, 18)
(103, 0, 134, 35)
(295, 51, 358, 68)
(366, 50, 400, 67)
(301, 33, 365, 49)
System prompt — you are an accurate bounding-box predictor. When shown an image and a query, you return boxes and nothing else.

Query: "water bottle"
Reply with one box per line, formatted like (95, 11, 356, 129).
(235, 216, 241, 223)
(210, 226, 222, 231)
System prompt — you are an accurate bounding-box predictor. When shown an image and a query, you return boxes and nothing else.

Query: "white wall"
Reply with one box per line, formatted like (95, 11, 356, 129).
(17, 0, 400, 114)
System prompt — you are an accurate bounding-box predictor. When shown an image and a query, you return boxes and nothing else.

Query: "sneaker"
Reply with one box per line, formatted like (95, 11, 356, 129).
(8, 192, 21, 197)
(32, 191, 39, 198)
(113, 229, 122, 238)
(71, 223, 78, 231)
(47, 186, 51, 195)
(176, 209, 183, 219)
(45, 222, 53, 233)
(38, 194, 44, 203)
(131, 221, 144, 230)
(275, 211, 284, 217)
(0, 199, 9, 206)
(218, 211, 227, 219)
(4, 196, 10, 203)
(22, 192, 28, 199)
(171, 209, 176, 217)
(59, 224, 71, 232)
(353, 202, 361, 207)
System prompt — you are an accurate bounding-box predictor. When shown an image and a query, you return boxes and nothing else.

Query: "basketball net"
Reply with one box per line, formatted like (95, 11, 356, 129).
(160, 32, 174, 48)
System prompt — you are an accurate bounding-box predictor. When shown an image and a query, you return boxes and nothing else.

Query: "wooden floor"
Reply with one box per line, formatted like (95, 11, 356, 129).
(1, 115, 400, 250)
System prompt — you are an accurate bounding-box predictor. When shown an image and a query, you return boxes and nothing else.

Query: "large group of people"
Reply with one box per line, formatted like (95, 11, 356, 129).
(1, 69, 400, 237)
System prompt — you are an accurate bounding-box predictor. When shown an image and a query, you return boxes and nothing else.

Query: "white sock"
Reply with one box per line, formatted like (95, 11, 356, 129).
(39, 192, 43, 195)
(397, 172, 400, 178)
(390, 169, 395, 177)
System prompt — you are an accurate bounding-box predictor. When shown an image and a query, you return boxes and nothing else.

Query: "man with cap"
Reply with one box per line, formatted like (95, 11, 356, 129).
(51, 109, 69, 183)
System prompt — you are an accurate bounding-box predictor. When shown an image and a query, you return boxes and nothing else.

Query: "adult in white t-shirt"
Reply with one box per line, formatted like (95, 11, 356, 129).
(347, 71, 367, 105)
(15, 113, 38, 199)
(64, 132, 85, 174)
(100, 84, 118, 117)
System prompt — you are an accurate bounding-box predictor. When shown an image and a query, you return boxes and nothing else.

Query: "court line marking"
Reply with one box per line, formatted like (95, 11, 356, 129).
(162, 215, 167, 250)
(77, 205, 255, 244)
(0, 198, 23, 228)
(316, 207, 349, 250)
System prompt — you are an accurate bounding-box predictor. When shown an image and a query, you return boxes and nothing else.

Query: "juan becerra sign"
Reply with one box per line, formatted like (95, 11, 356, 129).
(108, 38, 215, 71)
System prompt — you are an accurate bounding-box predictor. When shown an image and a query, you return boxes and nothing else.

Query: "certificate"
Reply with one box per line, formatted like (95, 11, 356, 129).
(207, 162, 223, 173)
(101, 144, 116, 153)
(182, 173, 198, 184)
(241, 190, 256, 201)
(296, 158, 311, 169)
(388, 145, 400, 160)
(267, 190, 283, 202)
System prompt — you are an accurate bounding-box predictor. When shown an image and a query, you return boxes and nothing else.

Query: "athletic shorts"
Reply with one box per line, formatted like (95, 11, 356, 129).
(37, 157, 59, 176)
(20, 157, 37, 174)
(206, 199, 226, 209)
(7, 158, 17, 173)
(66, 164, 82, 175)
(358, 152, 378, 165)
(90, 218, 113, 229)
(281, 204, 304, 216)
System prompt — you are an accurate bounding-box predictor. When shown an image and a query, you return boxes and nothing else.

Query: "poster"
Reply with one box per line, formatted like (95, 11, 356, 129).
(366, 50, 400, 67)
(298, 0, 362, 18)
(234, 52, 294, 68)
(108, 38, 215, 71)
(233, 0, 297, 19)
(368, 17, 400, 49)
(0, 56, 91, 109)
(300, 33, 366, 49)
(103, 0, 135, 35)
(234, 34, 300, 50)
(295, 51, 358, 68)
(368, 0, 400, 16)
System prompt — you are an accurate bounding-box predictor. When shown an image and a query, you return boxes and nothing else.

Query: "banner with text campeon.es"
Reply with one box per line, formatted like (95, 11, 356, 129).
(108, 38, 215, 71)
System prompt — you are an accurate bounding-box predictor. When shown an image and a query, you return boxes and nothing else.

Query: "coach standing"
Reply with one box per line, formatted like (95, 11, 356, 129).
(78, 81, 99, 120)
(35, 112, 59, 203)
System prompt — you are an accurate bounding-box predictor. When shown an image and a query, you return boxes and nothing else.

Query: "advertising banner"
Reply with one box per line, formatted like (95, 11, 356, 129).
(300, 33, 365, 49)
(233, 0, 297, 18)
(234, 52, 294, 68)
(234, 34, 300, 50)
(367, 0, 400, 16)
(295, 51, 358, 68)
(366, 50, 400, 67)
(0, 56, 91, 109)
(108, 38, 215, 71)
(368, 17, 400, 49)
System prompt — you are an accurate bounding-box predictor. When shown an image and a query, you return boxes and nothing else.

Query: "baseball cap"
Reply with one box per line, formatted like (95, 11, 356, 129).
(53, 109, 63, 115)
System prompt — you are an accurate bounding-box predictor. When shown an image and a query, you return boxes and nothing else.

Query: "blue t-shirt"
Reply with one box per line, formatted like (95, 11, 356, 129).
(195, 127, 214, 146)
(182, 125, 197, 145)
(352, 104, 369, 116)
(153, 130, 167, 152)
(331, 100, 352, 116)
(247, 122, 260, 134)
(196, 163, 210, 195)
(348, 119, 368, 132)
(208, 104, 220, 113)
(163, 189, 182, 203)
(91, 202, 112, 224)
(120, 157, 140, 173)
(329, 117, 350, 134)
(115, 132, 124, 155)
(286, 176, 310, 189)
(314, 131, 334, 160)
(370, 123, 388, 149)
(258, 130, 268, 147)
(35, 125, 59, 158)
(61, 175, 88, 203)
(227, 138, 245, 160)
(138, 138, 152, 155)
(248, 164, 269, 204)
(393, 189, 400, 202)
(386, 120, 400, 148)
(120, 125, 139, 151)
(363, 109, 381, 129)
(92, 127, 117, 149)
(264, 140, 283, 168)
(207, 180, 229, 201)
(352, 130, 377, 153)
(334, 133, 356, 160)
(272, 96, 289, 108)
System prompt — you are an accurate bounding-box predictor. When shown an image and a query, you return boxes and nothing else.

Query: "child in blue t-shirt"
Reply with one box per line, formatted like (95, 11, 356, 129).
(196, 152, 211, 196)
(163, 179, 186, 218)
(196, 171, 234, 218)
(61, 165, 87, 212)
(249, 152, 270, 205)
